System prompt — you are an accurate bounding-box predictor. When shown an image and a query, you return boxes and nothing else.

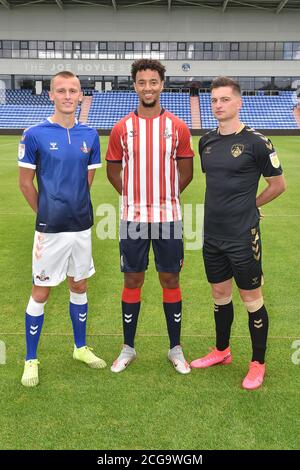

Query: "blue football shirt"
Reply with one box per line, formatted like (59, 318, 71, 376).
(18, 118, 101, 233)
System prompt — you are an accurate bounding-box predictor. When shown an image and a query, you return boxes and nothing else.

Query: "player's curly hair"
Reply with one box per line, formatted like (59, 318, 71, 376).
(211, 76, 241, 95)
(131, 59, 166, 82)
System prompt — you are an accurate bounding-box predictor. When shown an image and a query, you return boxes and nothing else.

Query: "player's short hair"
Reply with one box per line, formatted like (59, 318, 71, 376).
(211, 76, 241, 95)
(50, 71, 81, 91)
(131, 59, 166, 82)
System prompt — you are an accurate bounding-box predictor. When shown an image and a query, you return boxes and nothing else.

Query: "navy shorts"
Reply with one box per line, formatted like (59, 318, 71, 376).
(203, 227, 263, 290)
(119, 220, 184, 273)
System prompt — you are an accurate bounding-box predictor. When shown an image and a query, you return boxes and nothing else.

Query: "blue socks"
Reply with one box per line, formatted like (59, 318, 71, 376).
(69, 291, 88, 348)
(25, 296, 45, 360)
(25, 291, 89, 359)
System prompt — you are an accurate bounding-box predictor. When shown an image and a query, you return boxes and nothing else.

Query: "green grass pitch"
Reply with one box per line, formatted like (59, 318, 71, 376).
(0, 135, 299, 450)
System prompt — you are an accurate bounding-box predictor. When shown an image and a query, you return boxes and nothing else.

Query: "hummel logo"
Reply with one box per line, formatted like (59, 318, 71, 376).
(30, 325, 39, 336)
(124, 314, 133, 324)
(174, 313, 181, 323)
(129, 130, 137, 138)
(50, 142, 58, 150)
(79, 312, 87, 323)
(254, 319, 263, 329)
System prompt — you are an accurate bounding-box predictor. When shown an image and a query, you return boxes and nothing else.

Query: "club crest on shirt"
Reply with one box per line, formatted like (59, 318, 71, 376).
(205, 146, 212, 154)
(36, 270, 50, 282)
(81, 141, 91, 154)
(163, 128, 172, 139)
(231, 144, 244, 158)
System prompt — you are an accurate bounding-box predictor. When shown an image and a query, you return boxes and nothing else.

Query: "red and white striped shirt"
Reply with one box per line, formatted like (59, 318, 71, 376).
(106, 109, 194, 223)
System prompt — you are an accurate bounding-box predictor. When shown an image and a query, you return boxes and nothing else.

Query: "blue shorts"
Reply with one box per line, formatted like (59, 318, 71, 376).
(119, 220, 184, 273)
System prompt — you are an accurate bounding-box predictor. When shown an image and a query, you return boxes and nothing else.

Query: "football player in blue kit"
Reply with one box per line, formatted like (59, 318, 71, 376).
(18, 71, 106, 387)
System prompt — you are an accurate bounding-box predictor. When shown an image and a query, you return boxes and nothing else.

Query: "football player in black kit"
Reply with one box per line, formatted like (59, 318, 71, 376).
(191, 77, 286, 390)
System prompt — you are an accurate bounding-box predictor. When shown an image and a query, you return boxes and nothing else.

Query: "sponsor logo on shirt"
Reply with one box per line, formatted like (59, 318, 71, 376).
(269, 151, 280, 169)
(18, 143, 25, 160)
(231, 144, 244, 158)
(81, 141, 91, 154)
(50, 142, 58, 150)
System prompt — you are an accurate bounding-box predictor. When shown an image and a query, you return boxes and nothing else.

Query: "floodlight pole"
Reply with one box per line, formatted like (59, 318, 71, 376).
(0, 0, 10, 9)
(223, 0, 229, 13)
(276, 0, 288, 14)
(55, 0, 64, 9)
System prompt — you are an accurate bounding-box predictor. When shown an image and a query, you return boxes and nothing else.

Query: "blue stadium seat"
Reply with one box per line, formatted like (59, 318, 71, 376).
(86, 91, 192, 129)
(199, 92, 298, 129)
(0, 90, 297, 130)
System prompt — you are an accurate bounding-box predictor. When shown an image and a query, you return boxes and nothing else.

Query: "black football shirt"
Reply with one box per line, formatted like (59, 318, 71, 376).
(199, 124, 283, 240)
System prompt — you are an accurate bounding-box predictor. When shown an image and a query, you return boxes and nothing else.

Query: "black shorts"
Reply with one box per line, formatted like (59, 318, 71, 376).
(203, 227, 263, 290)
(119, 220, 184, 273)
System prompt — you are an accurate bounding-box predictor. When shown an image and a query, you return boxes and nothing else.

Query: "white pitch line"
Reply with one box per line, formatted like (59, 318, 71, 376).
(0, 143, 19, 148)
(263, 215, 300, 218)
(1, 332, 299, 340)
(0, 213, 33, 216)
(1, 212, 300, 218)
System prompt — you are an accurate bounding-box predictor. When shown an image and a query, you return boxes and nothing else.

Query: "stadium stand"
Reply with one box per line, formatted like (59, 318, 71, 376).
(2, 90, 51, 105)
(200, 91, 298, 129)
(0, 89, 298, 130)
(0, 105, 55, 129)
(86, 91, 192, 129)
(0, 90, 80, 128)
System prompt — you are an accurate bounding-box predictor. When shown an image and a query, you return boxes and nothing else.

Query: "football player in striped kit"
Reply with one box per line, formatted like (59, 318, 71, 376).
(106, 59, 194, 374)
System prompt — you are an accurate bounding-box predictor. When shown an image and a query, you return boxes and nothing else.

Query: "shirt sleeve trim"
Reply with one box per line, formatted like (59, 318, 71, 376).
(176, 155, 194, 160)
(88, 163, 102, 169)
(18, 162, 36, 169)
